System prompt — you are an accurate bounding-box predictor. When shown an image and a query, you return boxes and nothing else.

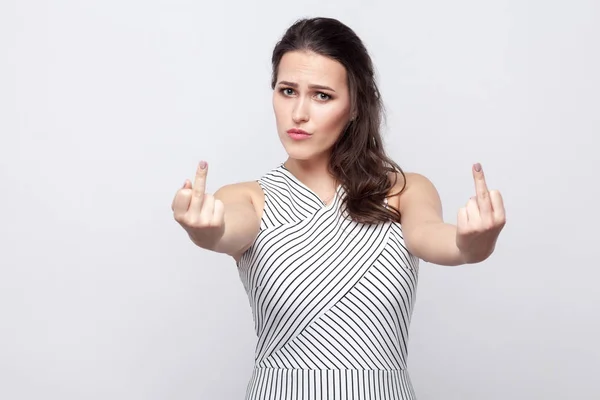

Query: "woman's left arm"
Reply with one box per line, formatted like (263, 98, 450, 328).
(398, 163, 506, 266)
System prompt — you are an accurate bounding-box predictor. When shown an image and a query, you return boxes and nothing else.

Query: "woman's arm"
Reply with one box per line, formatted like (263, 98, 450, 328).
(397, 164, 506, 266)
(172, 162, 261, 259)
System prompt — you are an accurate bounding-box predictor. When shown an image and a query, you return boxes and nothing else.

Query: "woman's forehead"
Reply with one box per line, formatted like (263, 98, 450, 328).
(277, 51, 347, 88)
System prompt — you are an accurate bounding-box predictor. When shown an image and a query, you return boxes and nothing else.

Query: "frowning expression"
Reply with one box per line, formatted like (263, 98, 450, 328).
(273, 50, 353, 160)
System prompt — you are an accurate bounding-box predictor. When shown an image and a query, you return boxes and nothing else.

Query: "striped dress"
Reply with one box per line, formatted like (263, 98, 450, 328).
(236, 163, 420, 399)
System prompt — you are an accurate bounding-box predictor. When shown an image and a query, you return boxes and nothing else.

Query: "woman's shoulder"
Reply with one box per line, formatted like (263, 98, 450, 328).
(242, 180, 265, 204)
(222, 180, 265, 219)
(386, 170, 436, 210)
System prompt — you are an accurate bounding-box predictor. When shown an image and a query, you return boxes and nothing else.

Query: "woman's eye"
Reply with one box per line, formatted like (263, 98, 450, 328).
(280, 88, 330, 101)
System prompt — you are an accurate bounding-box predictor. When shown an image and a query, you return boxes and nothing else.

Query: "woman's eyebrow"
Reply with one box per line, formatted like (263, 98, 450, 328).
(277, 80, 336, 92)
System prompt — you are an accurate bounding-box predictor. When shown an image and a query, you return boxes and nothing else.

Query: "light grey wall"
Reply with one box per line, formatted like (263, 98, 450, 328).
(1, 0, 598, 399)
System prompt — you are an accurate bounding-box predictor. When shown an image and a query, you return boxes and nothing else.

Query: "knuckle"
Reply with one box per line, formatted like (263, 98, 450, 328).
(188, 220, 207, 230)
(177, 215, 194, 227)
(481, 218, 495, 229)
(207, 219, 221, 228)
(474, 223, 489, 233)
(191, 213, 209, 226)
(464, 227, 477, 236)
(179, 212, 202, 228)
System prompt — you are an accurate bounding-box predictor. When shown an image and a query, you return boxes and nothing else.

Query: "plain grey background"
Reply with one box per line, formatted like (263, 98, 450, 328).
(1, 0, 599, 399)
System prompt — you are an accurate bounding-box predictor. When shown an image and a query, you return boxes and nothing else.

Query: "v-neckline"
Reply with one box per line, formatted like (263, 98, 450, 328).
(279, 163, 342, 209)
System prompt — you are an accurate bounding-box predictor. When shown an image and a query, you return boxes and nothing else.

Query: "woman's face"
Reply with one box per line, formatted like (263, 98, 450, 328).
(273, 50, 353, 162)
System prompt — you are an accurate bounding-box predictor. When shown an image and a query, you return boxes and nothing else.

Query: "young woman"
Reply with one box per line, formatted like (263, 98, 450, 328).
(172, 17, 506, 400)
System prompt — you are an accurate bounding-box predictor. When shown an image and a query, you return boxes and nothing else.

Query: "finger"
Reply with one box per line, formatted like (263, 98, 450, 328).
(472, 163, 492, 214)
(466, 196, 481, 225)
(211, 198, 225, 226)
(171, 180, 187, 211)
(172, 188, 193, 217)
(199, 194, 215, 222)
(457, 207, 469, 229)
(490, 190, 506, 224)
(189, 161, 208, 211)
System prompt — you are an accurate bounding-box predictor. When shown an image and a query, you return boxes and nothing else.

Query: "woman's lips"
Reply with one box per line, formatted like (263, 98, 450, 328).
(287, 128, 311, 140)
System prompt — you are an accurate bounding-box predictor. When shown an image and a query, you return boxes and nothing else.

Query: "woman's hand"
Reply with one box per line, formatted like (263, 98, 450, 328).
(456, 163, 506, 263)
(172, 161, 226, 248)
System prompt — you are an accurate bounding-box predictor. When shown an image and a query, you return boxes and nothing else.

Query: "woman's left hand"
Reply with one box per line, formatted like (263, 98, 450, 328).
(456, 163, 506, 263)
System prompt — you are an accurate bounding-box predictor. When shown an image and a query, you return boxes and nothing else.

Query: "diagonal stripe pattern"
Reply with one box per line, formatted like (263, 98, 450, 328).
(237, 163, 420, 399)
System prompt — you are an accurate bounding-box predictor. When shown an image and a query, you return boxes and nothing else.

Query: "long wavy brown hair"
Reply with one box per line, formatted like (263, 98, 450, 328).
(271, 17, 406, 224)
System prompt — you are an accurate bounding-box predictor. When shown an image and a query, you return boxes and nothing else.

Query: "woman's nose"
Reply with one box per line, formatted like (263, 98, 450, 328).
(292, 98, 309, 123)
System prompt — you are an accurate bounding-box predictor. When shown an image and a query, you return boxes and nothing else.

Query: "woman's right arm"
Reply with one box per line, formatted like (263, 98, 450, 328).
(171, 161, 260, 258)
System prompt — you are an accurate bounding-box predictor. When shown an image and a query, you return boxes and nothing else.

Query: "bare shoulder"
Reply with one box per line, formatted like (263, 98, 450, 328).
(214, 180, 264, 219)
(386, 171, 439, 211)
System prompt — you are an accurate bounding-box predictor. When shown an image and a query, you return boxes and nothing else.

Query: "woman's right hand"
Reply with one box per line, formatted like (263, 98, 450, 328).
(172, 161, 226, 248)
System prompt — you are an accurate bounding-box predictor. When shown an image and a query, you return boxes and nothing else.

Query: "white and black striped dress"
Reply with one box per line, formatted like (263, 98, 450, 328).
(236, 163, 420, 399)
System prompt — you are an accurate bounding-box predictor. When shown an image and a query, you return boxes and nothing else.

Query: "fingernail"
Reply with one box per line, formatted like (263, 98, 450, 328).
(183, 180, 187, 188)
(199, 161, 207, 169)
(474, 163, 481, 172)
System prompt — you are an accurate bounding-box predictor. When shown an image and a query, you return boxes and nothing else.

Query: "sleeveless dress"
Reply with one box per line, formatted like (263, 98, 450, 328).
(236, 163, 420, 400)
